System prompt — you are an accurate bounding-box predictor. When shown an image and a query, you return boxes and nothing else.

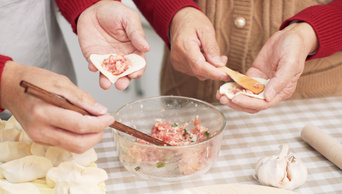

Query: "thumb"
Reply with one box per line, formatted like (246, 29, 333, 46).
(264, 59, 298, 102)
(199, 27, 225, 67)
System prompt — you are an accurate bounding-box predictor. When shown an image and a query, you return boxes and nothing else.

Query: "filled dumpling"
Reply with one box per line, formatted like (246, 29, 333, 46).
(0, 180, 40, 194)
(46, 161, 108, 188)
(0, 128, 20, 142)
(0, 155, 53, 183)
(0, 141, 32, 162)
(52, 181, 105, 194)
(4, 116, 24, 131)
(45, 146, 97, 167)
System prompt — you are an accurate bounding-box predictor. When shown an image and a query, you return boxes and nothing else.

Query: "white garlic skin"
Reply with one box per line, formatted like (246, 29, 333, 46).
(254, 145, 308, 190)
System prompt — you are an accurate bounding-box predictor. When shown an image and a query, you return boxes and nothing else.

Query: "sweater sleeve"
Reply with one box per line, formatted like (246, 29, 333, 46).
(133, 0, 201, 49)
(0, 55, 13, 112)
(279, 0, 342, 60)
(54, 0, 121, 34)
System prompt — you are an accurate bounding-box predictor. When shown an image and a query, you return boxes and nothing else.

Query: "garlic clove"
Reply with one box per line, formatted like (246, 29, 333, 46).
(281, 154, 308, 190)
(254, 144, 308, 191)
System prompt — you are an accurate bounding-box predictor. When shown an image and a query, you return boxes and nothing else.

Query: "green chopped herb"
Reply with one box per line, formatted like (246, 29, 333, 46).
(173, 123, 178, 127)
(135, 166, 141, 171)
(156, 162, 166, 168)
(183, 129, 188, 136)
(189, 136, 192, 139)
(204, 131, 210, 138)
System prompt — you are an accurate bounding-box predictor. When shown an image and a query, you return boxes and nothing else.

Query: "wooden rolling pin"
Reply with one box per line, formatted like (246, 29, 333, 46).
(301, 124, 342, 169)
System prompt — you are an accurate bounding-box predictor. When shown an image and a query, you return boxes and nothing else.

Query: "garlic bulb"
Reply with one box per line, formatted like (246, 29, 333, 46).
(254, 144, 308, 190)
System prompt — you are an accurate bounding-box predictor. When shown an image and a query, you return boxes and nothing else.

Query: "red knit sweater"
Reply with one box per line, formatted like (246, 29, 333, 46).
(1, 0, 341, 100)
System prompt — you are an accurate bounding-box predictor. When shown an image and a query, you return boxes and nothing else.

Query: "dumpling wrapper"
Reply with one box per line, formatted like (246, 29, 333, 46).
(90, 53, 146, 84)
(46, 161, 108, 188)
(0, 155, 53, 183)
(0, 180, 40, 194)
(219, 77, 269, 99)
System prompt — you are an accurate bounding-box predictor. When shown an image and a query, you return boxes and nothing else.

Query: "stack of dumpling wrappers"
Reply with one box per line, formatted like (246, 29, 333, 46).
(0, 116, 108, 194)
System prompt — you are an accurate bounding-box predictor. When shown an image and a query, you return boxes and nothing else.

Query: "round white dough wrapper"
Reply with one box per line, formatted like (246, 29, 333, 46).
(219, 77, 269, 99)
(89, 53, 146, 84)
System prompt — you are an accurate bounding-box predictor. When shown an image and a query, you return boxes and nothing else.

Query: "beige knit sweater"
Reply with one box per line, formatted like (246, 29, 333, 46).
(160, 0, 342, 102)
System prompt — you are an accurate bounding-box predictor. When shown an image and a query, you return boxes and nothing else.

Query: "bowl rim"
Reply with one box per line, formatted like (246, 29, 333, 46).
(112, 95, 226, 148)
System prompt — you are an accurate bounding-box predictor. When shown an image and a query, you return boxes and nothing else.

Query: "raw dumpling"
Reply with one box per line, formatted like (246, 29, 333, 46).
(0, 119, 6, 129)
(52, 181, 105, 194)
(90, 53, 146, 84)
(4, 116, 24, 131)
(0, 141, 31, 162)
(46, 161, 108, 188)
(18, 130, 32, 143)
(0, 128, 20, 142)
(0, 155, 53, 183)
(31, 142, 49, 156)
(219, 77, 269, 99)
(45, 146, 97, 167)
(0, 180, 40, 194)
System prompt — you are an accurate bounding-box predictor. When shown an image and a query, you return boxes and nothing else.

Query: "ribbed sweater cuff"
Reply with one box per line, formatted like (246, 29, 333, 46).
(280, 2, 342, 60)
(152, 0, 201, 49)
(0, 55, 13, 112)
(55, 0, 121, 34)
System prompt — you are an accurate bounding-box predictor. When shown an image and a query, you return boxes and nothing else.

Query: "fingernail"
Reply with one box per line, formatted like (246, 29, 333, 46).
(107, 116, 115, 126)
(213, 56, 224, 66)
(266, 89, 276, 102)
(94, 103, 107, 114)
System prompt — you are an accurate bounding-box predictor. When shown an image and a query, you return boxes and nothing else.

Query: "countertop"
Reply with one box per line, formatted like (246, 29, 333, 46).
(94, 96, 342, 194)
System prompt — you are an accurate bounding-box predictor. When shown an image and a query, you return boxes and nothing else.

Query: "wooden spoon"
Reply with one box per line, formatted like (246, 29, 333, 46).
(219, 66, 264, 94)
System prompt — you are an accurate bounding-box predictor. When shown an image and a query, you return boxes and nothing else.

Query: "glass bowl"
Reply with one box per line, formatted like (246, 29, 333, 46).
(112, 96, 226, 182)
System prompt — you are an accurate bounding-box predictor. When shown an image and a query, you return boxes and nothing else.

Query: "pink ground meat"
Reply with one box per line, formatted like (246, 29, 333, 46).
(101, 53, 131, 75)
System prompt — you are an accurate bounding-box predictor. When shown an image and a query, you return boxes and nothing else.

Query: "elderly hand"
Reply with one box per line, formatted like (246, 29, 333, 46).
(0, 61, 114, 153)
(77, 1, 150, 90)
(217, 22, 318, 113)
(169, 7, 228, 81)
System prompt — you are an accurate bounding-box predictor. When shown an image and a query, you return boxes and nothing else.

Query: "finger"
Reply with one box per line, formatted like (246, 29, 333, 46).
(99, 73, 113, 90)
(264, 58, 299, 102)
(198, 27, 225, 67)
(127, 63, 146, 79)
(185, 41, 227, 80)
(88, 63, 98, 72)
(231, 95, 270, 112)
(49, 79, 108, 116)
(115, 77, 130, 90)
(216, 91, 260, 113)
(125, 13, 150, 53)
(34, 126, 104, 154)
(34, 104, 114, 134)
(216, 91, 256, 113)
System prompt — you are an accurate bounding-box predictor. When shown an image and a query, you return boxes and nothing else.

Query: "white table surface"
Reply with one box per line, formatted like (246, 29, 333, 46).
(94, 96, 342, 194)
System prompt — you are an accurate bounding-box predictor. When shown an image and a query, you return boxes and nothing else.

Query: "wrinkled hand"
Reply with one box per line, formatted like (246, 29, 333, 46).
(217, 22, 318, 113)
(169, 7, 228, 81)
(77, 1, 150, 90)
(0, 62, 114, 153)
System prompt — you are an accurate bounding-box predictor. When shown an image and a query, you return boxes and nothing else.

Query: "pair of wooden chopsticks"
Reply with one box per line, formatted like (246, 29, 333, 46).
(20, 80, 170, 146)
